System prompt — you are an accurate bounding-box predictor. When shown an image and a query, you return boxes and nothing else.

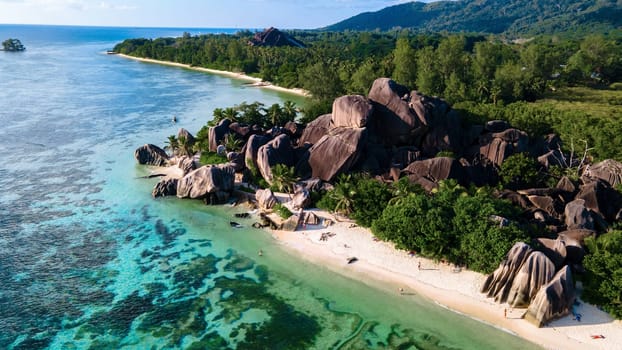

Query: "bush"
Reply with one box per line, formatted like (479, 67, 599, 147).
(499, 153, 541, 190)
(349, 177, 392, 227)
(582, 231, 622, 319)
(273, 203, 293, 219)
(200, 152, 227, 165)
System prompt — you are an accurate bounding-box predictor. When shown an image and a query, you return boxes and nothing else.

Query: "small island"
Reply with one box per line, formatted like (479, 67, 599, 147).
(2, 38, 26, 52)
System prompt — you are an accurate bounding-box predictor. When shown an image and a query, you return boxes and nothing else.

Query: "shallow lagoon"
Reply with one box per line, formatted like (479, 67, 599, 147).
(0, 25, 542, 349)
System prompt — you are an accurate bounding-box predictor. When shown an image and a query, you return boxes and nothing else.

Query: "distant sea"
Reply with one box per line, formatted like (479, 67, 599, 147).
(0, 25, 542, 349)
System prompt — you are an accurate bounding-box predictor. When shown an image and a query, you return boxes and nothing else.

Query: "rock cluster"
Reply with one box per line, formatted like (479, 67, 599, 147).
(481, 231, 588, 326)
(134, 78, 622, 326)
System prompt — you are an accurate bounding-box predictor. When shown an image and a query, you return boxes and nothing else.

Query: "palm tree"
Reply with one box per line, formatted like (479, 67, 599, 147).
(164, 135, 179, 156)
(222, 107, 239, 122)
(223, 133, 242, 152)
(282, 100, 298, 122)
(270, 164, 299, 195)
(264, 103, 283, 127)
(177, 135, 193, 157)
(331, 175, 357, 215)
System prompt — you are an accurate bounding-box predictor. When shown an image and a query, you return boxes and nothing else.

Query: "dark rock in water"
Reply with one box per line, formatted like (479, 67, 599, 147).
(506, 251, 556, 308)
(481, 242, 533, 303)
(256, 188, 277, 210)
(244, 134, 271, 172)
(402, 157, 467, 190)
(368, 78, 426, 146)
(584, 159, 622, 187)
(134, 144, 169, 166)
(298, 113, 332, 146)
(256, 134, 295, 184)
(564, 199, 594, 230)
(306, 127, 367, 182)
(176, 164, 235, 199)
(2, 38, 26, 51)
(234, 213, 250, 219)
(248, 27, 306, 48)
(331, 95, 373, 128)
(230, 221, 243, 228)
(208, 119, 232, 152)
(152, 178, 178, 197)
(525, 266, 575, 327)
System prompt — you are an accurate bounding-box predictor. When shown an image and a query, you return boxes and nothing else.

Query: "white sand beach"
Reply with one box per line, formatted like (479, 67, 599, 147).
(269, 211, 622, 350)
(114, 54, 309, 97)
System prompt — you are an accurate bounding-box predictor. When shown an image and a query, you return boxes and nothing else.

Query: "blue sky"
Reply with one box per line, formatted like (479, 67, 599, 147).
(0, 0, 437, 29)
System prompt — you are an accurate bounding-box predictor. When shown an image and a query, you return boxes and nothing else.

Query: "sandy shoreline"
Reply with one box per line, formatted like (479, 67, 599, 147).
(268, 210, 621, 350)
(114, 53, 310, 97)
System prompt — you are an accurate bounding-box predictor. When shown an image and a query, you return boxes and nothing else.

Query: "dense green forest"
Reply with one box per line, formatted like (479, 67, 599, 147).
(114, 30, 622, 160)
(325, 0, 622, 36)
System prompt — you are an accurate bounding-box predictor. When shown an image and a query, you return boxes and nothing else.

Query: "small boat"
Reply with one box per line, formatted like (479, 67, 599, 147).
(346, 257, 358, 264)
(230, 221, 243, 228)
(172, 116, 177, 123)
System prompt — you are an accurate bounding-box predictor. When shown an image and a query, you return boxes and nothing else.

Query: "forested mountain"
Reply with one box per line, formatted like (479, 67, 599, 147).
(324, 0, 622, 35)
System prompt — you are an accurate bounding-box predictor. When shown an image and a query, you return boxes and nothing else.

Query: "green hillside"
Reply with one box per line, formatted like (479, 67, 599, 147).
(324, 0, 622, 35)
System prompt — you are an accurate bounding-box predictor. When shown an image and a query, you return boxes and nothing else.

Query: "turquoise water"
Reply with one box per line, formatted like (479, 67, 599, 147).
(0, 25, 542, 349)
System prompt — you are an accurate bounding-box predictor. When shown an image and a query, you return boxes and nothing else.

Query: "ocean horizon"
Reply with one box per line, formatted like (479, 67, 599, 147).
(0, 24, 543, 349)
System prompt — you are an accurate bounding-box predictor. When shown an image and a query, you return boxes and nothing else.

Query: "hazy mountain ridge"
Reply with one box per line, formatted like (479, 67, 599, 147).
(324, 0, 622, 35)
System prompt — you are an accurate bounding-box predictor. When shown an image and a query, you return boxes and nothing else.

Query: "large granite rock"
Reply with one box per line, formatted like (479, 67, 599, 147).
(177, 128, 196, 147)
(402, 157, 467, 190)
(331, 95, 373, 129)
(306, 127, 367, 182)
(175, 156, 196, 176)
(152, 178, 178, 198)
(244, 134, 271, 172)
(298, 113, 332, 146)
(525, 266, 575, 327)
(256, 134, 295, 184)
(481, 242, 533, 303)
(368, 78, 426, 146)
(134, 144, 169, 166)
(479, 128, 528, 166)
(506, 251, 556, 308)
(575, 180, 621, 222)
(564, 199, 594, 230)
(584, 159, 622, 187)
(176, 164, 235, 199)
(208, 119, 232, 152)
(256, 188, 277, 210)
(291, 188, 311, 209)
(536, 238, 567, 270)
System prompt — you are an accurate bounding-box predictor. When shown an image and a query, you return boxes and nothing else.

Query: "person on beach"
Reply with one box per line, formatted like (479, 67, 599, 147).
(418, 261, 421, 270)
(504, 308, 507, 318)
